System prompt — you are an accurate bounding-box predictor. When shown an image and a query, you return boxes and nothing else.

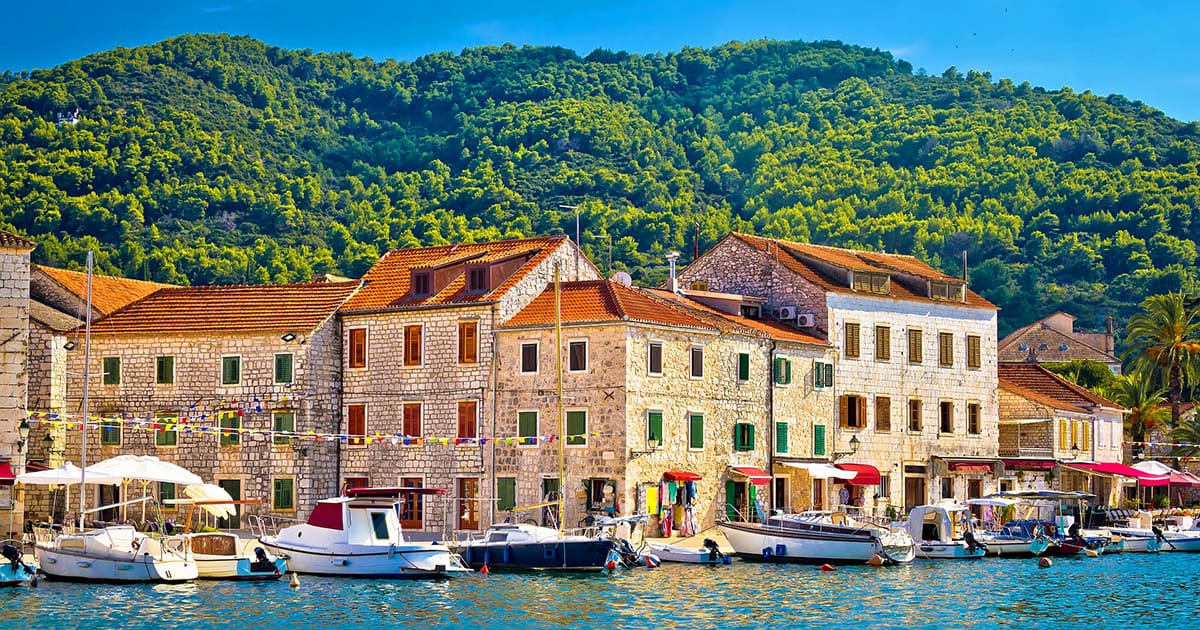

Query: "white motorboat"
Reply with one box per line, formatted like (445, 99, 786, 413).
(258, 487, 471, 578)
(645, 539, 731, 565)
(188, 532, 286, 579)
(905, 503, 987, 559)
(34, 525, 197, 583)
(1103, 515, 1200, 552)
(719, 511, 916, 565)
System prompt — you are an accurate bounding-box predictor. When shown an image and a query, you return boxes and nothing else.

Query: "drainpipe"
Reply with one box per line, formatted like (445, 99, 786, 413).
(767, 340, 777, 515)
(489, 302, 499, 528)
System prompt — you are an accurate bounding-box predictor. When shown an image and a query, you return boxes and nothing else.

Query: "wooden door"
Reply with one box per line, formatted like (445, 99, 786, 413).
(399, 477, 423, 530)
(903, 477, 926, 512)
(458, 478, 479, 531)
(97, 484, 120, 523)
(811, 478, 825, 510)
(217, 479, 241, 529)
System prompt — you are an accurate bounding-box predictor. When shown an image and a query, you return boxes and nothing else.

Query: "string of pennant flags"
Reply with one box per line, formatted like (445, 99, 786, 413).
(24, 410, 612, 446)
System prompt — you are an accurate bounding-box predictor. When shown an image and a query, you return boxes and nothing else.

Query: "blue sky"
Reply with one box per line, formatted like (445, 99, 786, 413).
(3, 1, 1198, 121)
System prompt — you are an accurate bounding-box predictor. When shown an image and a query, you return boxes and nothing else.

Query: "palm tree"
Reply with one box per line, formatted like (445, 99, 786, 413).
(1104, 371, 1170, 448)
(1169, 415, 1200, 459)
(1123, 292, 1200, 426)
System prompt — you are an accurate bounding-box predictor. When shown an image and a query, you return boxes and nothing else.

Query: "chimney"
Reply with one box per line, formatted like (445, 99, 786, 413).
(1105, 315, 1115, 353)
(665, 251, 681, 294)
(962, 250, 968, 283)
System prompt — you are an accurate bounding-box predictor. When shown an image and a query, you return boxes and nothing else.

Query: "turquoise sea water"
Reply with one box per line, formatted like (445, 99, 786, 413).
(3, 552, 1198, 629)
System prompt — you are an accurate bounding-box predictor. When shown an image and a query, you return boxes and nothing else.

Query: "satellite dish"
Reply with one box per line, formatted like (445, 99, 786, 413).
(611, 271, 633, 287)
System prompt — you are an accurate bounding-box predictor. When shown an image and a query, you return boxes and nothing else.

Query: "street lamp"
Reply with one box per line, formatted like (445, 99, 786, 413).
(43, 433, 64, 456)
(15, 419, 30, 453)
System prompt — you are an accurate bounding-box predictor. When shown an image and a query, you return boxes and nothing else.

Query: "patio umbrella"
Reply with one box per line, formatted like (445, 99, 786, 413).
(87, 455, 204, 521)
(15, 463, 124, 532)
(182, 484, 237, 519)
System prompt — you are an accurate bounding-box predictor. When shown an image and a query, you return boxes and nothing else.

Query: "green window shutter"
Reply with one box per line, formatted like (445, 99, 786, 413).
(748, 483, 758, 522)
(824, 363, 834, 389)
(497, 478, 516, 512)
(222, 357, 240, 385)
(275, 354, 293, 384)
(647, 412, 663, 443)
(689, 414, 704, 449)
(738, 353, 750, 381)
(784, 359, 792, 384)
(219, 412, 241, 447)
(103, 357, 120, 385)
(814, 361, 824, 388)
(273, 478, 294, 510)
(159, 482, 176, 504)
(273, 412, 295, 445)
(566, 411, 587, 445)
(776, 422, 788, 453)
(747, 424, 755, 449)
(733, 423, 755, 451)
(813, 424, 826, 456)
(518, 411, 538, 438)
(725, 480, 738, 521)
(773, 357, 784, 384)
(156, 356, 173, 385)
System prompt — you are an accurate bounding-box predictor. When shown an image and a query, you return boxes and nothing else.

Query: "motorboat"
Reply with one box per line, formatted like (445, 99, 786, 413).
(905, 503, 987, 559)
(0, 543, 36, 586)
(644, 539, 731, 565)
(188, 532, 286, 580)
(454, 523, 620, 571)
(1104, 514, 1200, 552)
(719, 511, 916, 565)
(34, 524, 198, 583)
(257, 487, 471, 578)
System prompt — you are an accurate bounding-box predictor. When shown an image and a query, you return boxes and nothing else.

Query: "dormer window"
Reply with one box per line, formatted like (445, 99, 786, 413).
(468, 267, 488, 293)
(852, 272, 890, 294)
(412, 272, 432, 297)
(930, 281, 965, 302)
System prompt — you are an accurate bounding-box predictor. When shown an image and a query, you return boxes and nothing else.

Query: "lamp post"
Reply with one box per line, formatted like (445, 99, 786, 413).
(15, 419, 30, 454)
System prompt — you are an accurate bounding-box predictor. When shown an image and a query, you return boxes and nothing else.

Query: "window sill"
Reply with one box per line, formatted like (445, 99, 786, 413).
(648, 372, 663, 378)
(688, 447, 704, 452)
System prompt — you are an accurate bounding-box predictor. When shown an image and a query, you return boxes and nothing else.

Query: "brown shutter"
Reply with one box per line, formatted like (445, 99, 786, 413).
(857, 396, 867, 428)
(839, 395, 850, 428)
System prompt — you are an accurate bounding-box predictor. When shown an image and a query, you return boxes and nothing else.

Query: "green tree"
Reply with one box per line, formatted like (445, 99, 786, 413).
(1123, 293, 1200, 425)
(1103, 370, 1169, 447)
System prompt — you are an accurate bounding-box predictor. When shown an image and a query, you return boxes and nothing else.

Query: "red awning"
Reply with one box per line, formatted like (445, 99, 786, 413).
(663, 471, 702, 482)
(944, 459, 997, 473)
(1070, 462, 1169, 485)
(1002, 459, 1057, 470)
(0, 462, 12, 487)
(730, 466, 772, 485)
(835, 463, 881, 486)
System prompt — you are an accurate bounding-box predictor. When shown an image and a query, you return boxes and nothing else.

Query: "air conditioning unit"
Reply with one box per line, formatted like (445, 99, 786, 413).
(774, 306, 797, 321)
(795, 313, 817, 328)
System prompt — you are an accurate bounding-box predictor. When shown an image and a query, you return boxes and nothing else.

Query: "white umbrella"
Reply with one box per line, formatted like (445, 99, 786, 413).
(88, 455, 204, 521)
(15, 462, 123, 486)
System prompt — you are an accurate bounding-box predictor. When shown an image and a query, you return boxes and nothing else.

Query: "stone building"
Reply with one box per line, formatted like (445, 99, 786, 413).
(336, 236, 598, 535)
(679, 232, 1001, 513)
(998, 311, 1121, 375)
(0, 230, 36, 533)
(28, 281, 360, 526)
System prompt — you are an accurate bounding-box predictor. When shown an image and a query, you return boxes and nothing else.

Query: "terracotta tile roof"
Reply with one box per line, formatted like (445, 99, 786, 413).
(646, 289, 829, 346)
(0, 229, 35, 249)
(87, 281, 361, 336)
(35, 265, 173, 316)
(30, 300, 84, 333)
(998, 320, 1119, 365)
(727, 233, 996, 309)
(501, 280, 717, 331)
(999, 377, 1089, 414)
(997, 363, 1121, 411)
(340, 236, 571, 312)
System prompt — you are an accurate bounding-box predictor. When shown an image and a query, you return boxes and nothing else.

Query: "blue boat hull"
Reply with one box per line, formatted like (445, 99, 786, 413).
(457, 540, 616, 571)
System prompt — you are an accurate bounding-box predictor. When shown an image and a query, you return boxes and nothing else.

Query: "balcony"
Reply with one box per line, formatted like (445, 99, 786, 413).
(999, 446, 1053, 458)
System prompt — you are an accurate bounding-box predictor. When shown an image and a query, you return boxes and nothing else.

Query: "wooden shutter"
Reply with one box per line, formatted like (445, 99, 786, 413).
(876, 325, 890, 361)
(824, 362, 833, 388)
(567, 411, 587, 445)
(519, 411, 538, 438)
(725, 480, 738, 521)
(647, 412, 663, 443)
(813, 424, 826, 456)
(1059, 418, 1069, 450)
(457, 401, 477, 439)
(1082, 421, 1091, 450)
(814, 361, 824, 388)
(839, 395, 850, 428)
(405, 325, 422, 366)
(776, 422, 788, 454)
(497, 478, 516, 512)
(967, 335, 981, 369)
(348, 404, 366, 444)
(876, 396, 891, 432)
(739, 353, 750, 381)
(857, 396, 867, 428)
(103, 357, 120, 385)
(156, 356, 173, 384)
(275, 354, 293, 383)
(845, 323, 860, 358)
(689, 414, 704, 449)
(939, 332, 954, 367)
(221, 357, 238, 384)
(349, 328, 366, 368)
(909, 329, 923, 364)
(459, 321, 478, 364)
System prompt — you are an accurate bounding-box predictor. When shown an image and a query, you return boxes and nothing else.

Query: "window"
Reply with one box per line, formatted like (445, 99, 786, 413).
(648, 342, 663, 376)
(1060, 418, 1071, 450)
(940, 401, 954, 434)
(938, 332, 954, 368)
(908, 329, 923, 364)
(733, 423, 755, 451)
(773, 357, 791, 385)
(273, 411, 295, 445)
(458, 321, 478, 364)
(689, 414, 704, 449)
(647, 411, 663, 445)
(908, 399, 922, 432)
(155, 413, 178, 447)
(497, 477, 517, 512)
(273, 478, 295, 511)
(102, 357, 120, 385)
(931, 281, 963, 302)
(155, 356, 174, 385)
(568, 340, 588, 372)
(875, 396, 891, 432)
(468, 267, 488, 293)
(521, 342, 538, 374)
(1081, 421, 1091, 450)
(221, 356, 240, 385)
(968, 403, 981, 435)
(348, 404, 366, 446)
(690, 346, 704, 378)
(840, 395, 867, 429)
(844, 323, 860, 358)
(457, 401, 478, 439)
(879, 474, 890, 499)
(689, 280, 708, 291)
(274, 353, 294, 384)
(412, 272, 431, 296)
(100, 416, 121, 446)
(404, 325, 422, 366)
(159, 482, 176, 510)
(567, 410, 587, 446)
(518, 411, 538, 442)
(348, 328, 367, 368)
(941, 477, 954, 500)
(875, 325, 891, 361)
(853, 272, 890, 294)
(218, 410, 240, 447)
(775, 421, 789, 454)
(738, 353, 751, 381)
(814, 361, 833, 388)
(402, 403, 422, 438)
(967, 335, 981, 370)
(813, 424, 826, 456)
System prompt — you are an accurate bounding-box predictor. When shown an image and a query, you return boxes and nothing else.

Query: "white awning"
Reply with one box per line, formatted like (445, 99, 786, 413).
(778, 462, 857, 480)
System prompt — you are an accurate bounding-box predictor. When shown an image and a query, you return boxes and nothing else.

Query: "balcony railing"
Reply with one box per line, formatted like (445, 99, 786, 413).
(999, 447, 1054, 458)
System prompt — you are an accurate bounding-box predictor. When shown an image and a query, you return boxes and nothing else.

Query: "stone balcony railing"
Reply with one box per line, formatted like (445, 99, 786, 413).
(999, 446, 1054, 458)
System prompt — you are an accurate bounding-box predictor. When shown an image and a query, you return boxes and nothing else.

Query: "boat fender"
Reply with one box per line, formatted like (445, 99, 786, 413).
(289, 572, 300, 588)
(722, 555, 732, 565)
(644, 554, 660, 568)
(1085, 548, 1100, 558)
(1038, 557, 1052, 569)
(819, 563, 836, 572)
(481, 563, 490, 575)
(775, 544, 787, 557)
(605, 558, 618, 572)
(761, 547, 772, 559)
(866, 554, 885, 567)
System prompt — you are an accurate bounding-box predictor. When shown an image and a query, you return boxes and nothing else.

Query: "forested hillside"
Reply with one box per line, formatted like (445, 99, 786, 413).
(2, 34, 1199, 334)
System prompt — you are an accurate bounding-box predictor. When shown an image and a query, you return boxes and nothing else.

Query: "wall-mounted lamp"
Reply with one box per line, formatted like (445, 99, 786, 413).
(629, 437, 661, 460)
(835, 435, 860, 459)
(290, 437, 309, 458)
(15, 419, 30, 453)
(63, 341, 77, 351)
(43, 433, 65, 456)
(281, 333, 297, 343)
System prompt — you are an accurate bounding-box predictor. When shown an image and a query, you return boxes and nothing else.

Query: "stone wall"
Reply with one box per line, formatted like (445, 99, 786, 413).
(0, 245, 31, 533)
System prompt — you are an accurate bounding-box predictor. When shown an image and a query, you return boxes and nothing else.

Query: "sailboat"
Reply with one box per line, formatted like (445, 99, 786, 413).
(32, 252, 198, 583)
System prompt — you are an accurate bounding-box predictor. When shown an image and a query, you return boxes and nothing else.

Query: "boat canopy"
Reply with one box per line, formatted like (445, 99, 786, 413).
(662, 471, 702, 482)
(308, 500, 345, 530)
(777, 462, 857, 480)
(965, 497, 1019, 508)
(730, 466, 771, 485)
(835, 463, 880, 486)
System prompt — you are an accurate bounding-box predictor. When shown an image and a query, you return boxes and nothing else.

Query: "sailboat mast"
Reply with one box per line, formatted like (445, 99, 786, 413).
(554, 263, 564, 538)
(78, 250, 93, 530)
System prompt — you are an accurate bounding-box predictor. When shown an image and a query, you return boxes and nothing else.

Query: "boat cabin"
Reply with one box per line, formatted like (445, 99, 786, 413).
(907, 504, 975, 544)
(302, 487, 449, 546)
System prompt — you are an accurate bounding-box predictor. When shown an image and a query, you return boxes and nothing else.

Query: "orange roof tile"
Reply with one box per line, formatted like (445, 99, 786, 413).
(340, 236, 571, 312)
(998, 320, 1119, 364)
(727, 233, 996, 309)
(0, 229, 35, 249)
(997, 363, 1121, 410)
(87, 281, 361, 336)
(999, 377, 1089, 414)
(646, 289, 829, 346)
(36, 265, 173, 315)
(502, 280, 717, 331)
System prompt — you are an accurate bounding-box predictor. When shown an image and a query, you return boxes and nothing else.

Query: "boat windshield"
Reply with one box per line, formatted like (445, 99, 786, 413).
(370, 512, 390, 540)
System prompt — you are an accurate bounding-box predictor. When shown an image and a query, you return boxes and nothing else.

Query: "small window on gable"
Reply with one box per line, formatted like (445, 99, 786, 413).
(689, 281, 708, 291)
(412, 272, 432, 297)
(740, 305, 761, 319)
(468, 267, 488, 293)
(852, 273, 890, 294)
